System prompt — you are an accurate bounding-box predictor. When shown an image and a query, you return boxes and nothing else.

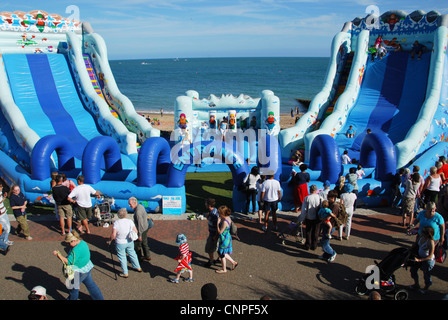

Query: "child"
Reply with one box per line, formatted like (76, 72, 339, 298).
(318, 200, 335, 238)
(341, 150, 351, 165)
(346, 125, 355, 138)
(356, 164, 366, 179)
(170, 233, 193, 283)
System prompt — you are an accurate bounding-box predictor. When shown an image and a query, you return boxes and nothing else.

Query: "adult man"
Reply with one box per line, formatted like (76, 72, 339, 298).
(204, 198, 219, 267)
(68, 175, 101, 234)
(261, 174, 282, 231)
(52, 174, 73, 235)
(299, 185, 321, 250)
(129, 197, 151, 261)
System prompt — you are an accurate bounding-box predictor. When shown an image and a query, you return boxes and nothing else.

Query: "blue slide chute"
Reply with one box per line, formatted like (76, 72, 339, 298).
(31, 135, 76, 181)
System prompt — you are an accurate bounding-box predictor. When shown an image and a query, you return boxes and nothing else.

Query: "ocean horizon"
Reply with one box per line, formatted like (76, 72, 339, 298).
(109, 57, 330, 115)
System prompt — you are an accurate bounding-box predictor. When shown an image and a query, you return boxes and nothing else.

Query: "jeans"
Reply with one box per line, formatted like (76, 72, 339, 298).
(116, 241, 141, 275)
(410, 259, 435, 288)
(68, 270, 104, 300)
(321, 227, 336, 260)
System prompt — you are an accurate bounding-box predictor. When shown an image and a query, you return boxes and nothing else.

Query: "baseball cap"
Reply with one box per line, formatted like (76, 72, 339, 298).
(31, 286, 46, 297)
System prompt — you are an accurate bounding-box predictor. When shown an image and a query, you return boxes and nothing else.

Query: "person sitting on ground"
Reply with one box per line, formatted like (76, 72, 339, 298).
(289, 150, 303, 166)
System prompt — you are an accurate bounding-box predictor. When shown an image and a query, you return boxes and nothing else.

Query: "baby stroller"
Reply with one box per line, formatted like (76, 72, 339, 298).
(355, 247, 415, 300)
(93, 196, 115, 227)
(279, 220, 305, 245)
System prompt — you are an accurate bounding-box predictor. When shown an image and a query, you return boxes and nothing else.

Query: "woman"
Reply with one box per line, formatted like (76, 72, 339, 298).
(53, 231, 104, 300)
(333, 176, 346, 198)
(293, 164, 310, 213)
(421, 166, 442, 204)
(243, 166, 260, 215)
(216, 205, 238, 273)
(410, 226, 436, 294)
(339, 183, 357, 240)
(108, 208, 142, 278)
(9, 185, 32, 240)
(412, 201, 445, 246)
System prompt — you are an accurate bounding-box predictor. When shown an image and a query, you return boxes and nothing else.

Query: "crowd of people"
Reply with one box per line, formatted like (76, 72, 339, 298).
(1, 153, 448, 300)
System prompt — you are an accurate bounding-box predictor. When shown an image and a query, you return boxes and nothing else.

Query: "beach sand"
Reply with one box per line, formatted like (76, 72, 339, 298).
(138, 112, 299, 135)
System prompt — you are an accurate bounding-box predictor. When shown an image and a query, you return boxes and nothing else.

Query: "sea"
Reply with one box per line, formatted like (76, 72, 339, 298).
(109, 57, 330, 115)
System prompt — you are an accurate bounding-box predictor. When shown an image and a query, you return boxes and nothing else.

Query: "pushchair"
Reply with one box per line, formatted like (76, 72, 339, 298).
(279, 220, 305, 245)
(355, 247, 415, 300)
(93, 196, 115, 227)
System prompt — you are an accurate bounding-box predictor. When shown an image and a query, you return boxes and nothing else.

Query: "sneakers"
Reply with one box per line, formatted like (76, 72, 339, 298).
(329, 253, 337, 262)
(170, 278, 194, 283)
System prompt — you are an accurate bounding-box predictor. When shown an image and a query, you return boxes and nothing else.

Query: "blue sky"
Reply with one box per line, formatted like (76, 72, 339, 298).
(1, 0, 447, 59)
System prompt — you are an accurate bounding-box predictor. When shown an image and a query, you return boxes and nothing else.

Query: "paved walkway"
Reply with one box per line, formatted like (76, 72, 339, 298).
(1, 207, 447, 302)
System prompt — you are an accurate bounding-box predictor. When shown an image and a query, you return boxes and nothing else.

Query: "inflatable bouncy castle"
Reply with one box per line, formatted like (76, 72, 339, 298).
(277, 10, 448, 207)
(173, 89, 280, 165)
(0, 10, 184, 212)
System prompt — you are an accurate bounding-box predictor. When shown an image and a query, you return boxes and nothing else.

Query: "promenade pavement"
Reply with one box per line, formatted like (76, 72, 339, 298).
(1, 206, 447, 302)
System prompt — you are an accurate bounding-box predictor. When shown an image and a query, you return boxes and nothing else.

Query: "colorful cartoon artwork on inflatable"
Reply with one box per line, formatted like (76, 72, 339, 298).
(0, 11, 170, 212)
(274, 9, 448, 208)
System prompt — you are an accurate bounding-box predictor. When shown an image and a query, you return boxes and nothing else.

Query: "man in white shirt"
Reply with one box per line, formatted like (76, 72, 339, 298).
(261, 174, 282, 232)
(300, 185, 322, 250)
(68, 175, 101, 234)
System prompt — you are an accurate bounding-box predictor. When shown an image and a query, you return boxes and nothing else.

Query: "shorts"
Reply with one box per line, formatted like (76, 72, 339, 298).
(77, 206, 93, 221)
(264, 201, 278, 213)
(205, 234, 219, 254)
(58, 204, 73, 219)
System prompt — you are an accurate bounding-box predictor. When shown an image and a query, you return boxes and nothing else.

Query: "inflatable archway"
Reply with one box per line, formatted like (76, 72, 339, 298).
(31, 135, 76, 181)
(359, 132, 396, 181)
(166, 140, 249, 188)
(308, 134, 341, 183)
(82, 136, 123, 185)
(137, 137, 171, 188)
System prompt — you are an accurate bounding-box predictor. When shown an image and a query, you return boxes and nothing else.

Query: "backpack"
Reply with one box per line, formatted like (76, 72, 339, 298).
(332, 202, 348, 227)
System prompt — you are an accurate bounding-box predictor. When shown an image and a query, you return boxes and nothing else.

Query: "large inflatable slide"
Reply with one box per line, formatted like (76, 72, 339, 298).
(278, 10, 448, 207)
(0, 10, 189, 212)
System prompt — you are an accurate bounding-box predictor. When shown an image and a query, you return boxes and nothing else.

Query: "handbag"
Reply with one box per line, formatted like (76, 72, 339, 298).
(63, 252, 75, 281)
(435, 242, 446, 263)
(128, 223, 138, 241)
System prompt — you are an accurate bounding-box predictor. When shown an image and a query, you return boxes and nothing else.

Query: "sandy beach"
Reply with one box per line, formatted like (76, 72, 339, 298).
(138, 111, 299, 134)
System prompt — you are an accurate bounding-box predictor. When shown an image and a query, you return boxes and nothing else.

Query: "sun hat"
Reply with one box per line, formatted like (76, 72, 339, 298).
(176, 233, 187, 245)
(64, 232, 79, 243)
(324, 180, 331, 187)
